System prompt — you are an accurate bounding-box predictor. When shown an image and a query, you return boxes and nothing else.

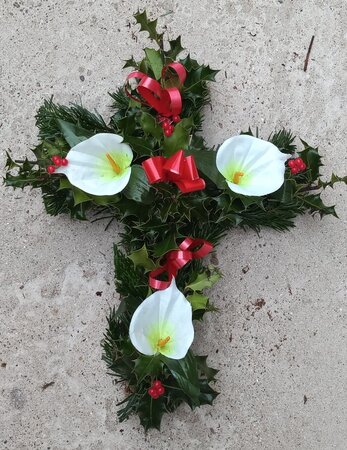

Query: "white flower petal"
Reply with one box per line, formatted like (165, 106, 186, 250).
(216, 135, 289, 196)
(129, 278, 194, 360)
(56, 133, 133, 196)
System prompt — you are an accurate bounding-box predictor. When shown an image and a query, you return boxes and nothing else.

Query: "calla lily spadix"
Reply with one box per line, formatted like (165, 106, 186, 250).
(129, 278, 194, 360)
(216, 135, 290, 196)
(56, 133, 133, 196)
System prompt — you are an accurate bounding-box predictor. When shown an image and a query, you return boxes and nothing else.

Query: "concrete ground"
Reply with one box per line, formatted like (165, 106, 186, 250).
(0, 1, 346, 449)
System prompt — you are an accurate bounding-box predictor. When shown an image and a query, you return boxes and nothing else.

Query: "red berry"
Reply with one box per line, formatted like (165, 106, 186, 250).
(52, 155, 62, 166)
(151, 393, 159, 400)
(61, 158, 68, 166)
(47, 165, 56, 174)
(291, 167, 299, 175)
(148, 388, 157, 398)
(172, 115, 181, 123)
(288, 160, 295, 168)
(152, 380, 162, 389)
(164, 128, 173, 137)
(296, 158, 304, 165)
(156, 386, 165, 396)
(162, 121, 170, 129)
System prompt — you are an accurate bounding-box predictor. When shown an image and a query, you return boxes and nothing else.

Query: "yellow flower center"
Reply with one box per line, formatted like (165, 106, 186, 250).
(232, 171, 244, 184)
(157, 336, 170, 348)
(106, 153, 121, 174)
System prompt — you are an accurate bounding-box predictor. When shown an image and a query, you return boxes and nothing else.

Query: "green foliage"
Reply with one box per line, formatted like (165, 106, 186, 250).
(123, 165, 153, 203)
(134, 10, 164, 49)
(163, 118, 193, 156)
(128, 244, 156, 271)
(318, 173, 347, 189)
(195, 356, 219, 382)
(140, 112, 162, 140)
(186, 292, 209, 311)
(57, 119, 92, 146)
(36, 97, 110, 141)
(161, 351, 200, 406)
(144, 48, 163, 80)
(135, 355, 162, 381)
(298, 141, 323, 181)
(186, 266, 221, 292)
(300, 194, 337, 218)
(167, 36, 185, 61)
(269, 129, 296, 154)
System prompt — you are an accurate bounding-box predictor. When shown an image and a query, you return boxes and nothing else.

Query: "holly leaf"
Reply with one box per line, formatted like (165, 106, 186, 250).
(122, 56, 139, 69)
(161, 351, 200, 406)
(5, 151, 20, 170)
(153, 233, 177, 258)
(56, 119, 93, 147)
(138, 395, 166, 431)
(186, 267, 221, 292)
(232, 193, 264, 210)
(198, 379, 219, 406)
(134, 355, 162, 382)
(58, 178, 92, 206)
(298, 141, 323, 181)
(301, 193, 337, 218)
(240, 127, 255, 137)
(123, 165, 153, 203)
(117, 116, 136, 136)
(140, 112, 162, 140)
(123, 136, 154, 156)
(270, 177, 296, 203)
(167, 36, 184, 60)
(180, 54, 200, 72)
(186, 292, 209, 311)
(184, 65, 219, 94)
(72, 187, 91, 206)
(317, 173, 347, 189)
(186, 147, 225, 189)
(144, 48, 163, 80)
(4, 171, 41, 189)
(128, 244, 156, 271)
(91, 194, 120, 206)
(163, 118, 193, 156)
(134, 10, 163, 48)
(195, 355, 219, 382)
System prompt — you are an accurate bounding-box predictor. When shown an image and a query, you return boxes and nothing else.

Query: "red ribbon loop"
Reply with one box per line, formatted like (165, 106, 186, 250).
(125, 63, 186, 117)
(142, 150, 206, 193)
(149, 238, 214, 290)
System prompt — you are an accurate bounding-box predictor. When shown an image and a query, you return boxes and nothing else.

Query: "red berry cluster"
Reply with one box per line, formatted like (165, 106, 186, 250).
(288, 157, 306, 175)
(148, 380, 165, 399)
(47, 155, 68, 174)
(159, 115, 180, 137)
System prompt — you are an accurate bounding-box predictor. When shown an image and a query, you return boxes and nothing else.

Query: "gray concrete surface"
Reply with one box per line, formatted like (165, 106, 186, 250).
(0, 1, 346, 449)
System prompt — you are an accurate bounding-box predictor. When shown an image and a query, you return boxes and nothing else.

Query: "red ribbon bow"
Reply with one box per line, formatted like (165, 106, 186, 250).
(149, 237, 214, 290)
(142, 149, 205, 193)
(125, 62, 186, 117)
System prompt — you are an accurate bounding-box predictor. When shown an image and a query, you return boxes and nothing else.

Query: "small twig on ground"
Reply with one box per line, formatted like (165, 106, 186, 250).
(304, 35, 315, 72)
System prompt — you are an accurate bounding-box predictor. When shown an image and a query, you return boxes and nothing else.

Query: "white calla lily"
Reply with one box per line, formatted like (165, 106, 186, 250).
(216, 135, 290, 196)
(56, 133, 133, 196)
(129, 278, 194, 360)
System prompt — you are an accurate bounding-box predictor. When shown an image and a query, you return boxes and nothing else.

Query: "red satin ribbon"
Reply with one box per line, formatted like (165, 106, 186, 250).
(125, 63, 186, 117)
(142, 150, 205, 193)
(149, 237, 214, 290)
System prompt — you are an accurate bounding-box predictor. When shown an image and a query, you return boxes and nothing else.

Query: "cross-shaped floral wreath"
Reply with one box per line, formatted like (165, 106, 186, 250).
(4, 11, 346, 431)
